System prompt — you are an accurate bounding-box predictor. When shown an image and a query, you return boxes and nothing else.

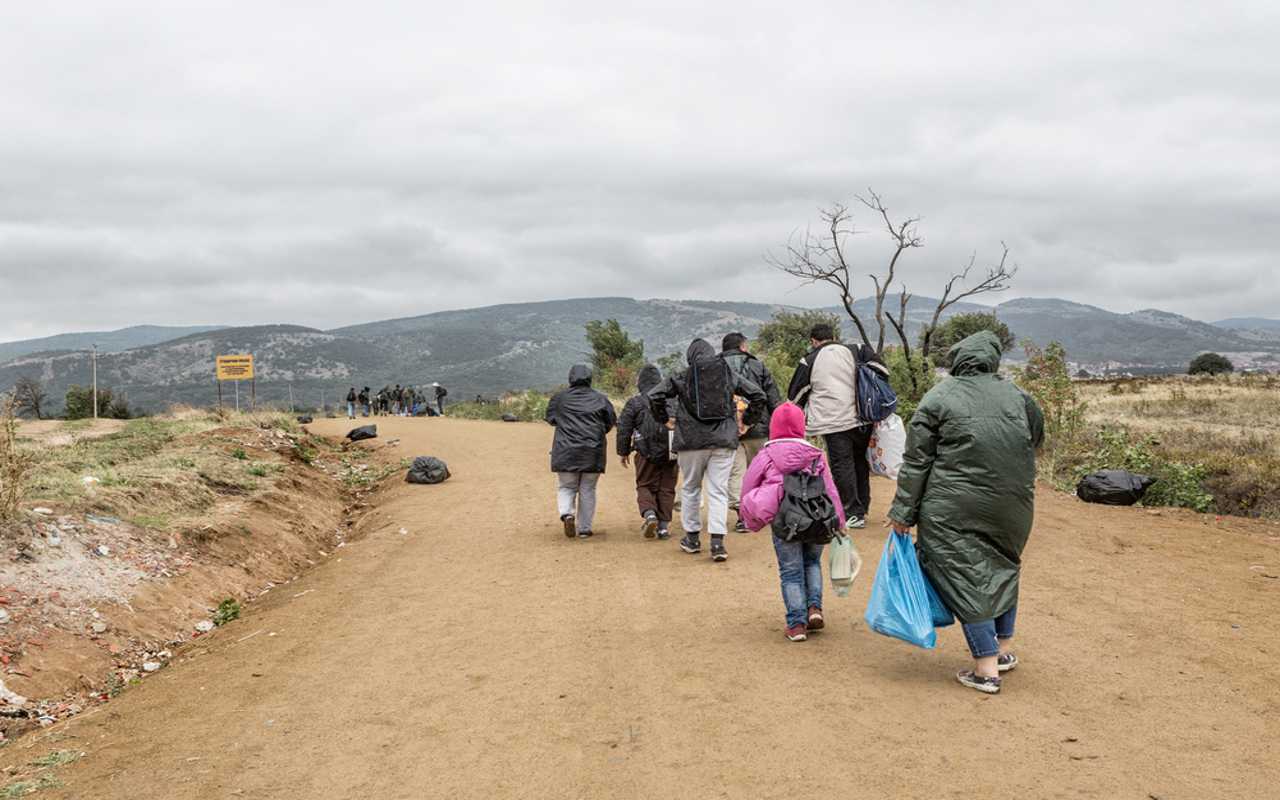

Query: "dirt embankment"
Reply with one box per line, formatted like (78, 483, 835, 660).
(0, 416, 402, 742)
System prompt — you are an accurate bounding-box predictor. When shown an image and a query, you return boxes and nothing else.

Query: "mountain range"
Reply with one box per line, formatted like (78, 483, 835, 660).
(2, 298, 1278, 414)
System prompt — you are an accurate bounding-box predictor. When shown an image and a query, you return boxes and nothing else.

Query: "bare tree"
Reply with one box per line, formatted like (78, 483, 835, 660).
(12, 375, 46, 420)
(858, 190, 922, 353)
(766, 203, 875, 348)
(771, 189, 1016, 399)
(918, 244, 1016, 362)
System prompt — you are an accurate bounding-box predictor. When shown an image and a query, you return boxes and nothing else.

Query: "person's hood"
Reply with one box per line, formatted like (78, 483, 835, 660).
(568, 364, 593, 387)
(686, 338, 715, 365)
(769, 402, 807, 440)
(637, 363, 662, 394)
(948, 330, 1003, 376)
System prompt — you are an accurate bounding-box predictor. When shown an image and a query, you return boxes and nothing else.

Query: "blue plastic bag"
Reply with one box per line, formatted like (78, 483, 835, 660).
(924, 570, 955, 628)
(864, 532, 937, 649)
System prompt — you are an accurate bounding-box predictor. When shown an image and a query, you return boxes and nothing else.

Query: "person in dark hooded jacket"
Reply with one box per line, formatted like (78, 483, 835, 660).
(546, 364, 618, 539)
(617, 364, 678, 540)
(647, 339, 767, 562)
(721, 332, 782, 529)
(888, 331, 1044, 695)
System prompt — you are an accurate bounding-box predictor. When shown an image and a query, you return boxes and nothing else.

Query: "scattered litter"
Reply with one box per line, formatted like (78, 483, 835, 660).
(95, 545, 111, 557)
(399, 527, 409, 535)
(236, 630, 263, 644)
(86, 514, 121, 526)
(33, 507, 54, 516)
(0, 609, 9, 624)
(142, 662, 161, 672)
(195, 620, 215, 633)
(81, 476, 100, 486)
(90, 622, 108, 634)
(291, 589, 314, 599)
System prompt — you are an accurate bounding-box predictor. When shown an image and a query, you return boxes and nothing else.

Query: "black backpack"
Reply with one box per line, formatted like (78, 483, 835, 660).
(685, 356, 734, 422)
(771, 458, 840, 544)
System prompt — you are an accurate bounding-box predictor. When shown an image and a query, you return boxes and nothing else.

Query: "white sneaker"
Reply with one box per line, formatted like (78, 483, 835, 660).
(846, 516, 866, 530)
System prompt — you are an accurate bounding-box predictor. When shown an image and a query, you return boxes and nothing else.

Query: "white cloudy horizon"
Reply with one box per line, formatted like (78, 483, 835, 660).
(2, 1, 1277, 342)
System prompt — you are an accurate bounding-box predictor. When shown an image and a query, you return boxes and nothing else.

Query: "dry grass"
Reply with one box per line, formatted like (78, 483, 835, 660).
(14, 409, 306, 529)
(0, 397, 38, 521)
(1079, 375, 1280, 517)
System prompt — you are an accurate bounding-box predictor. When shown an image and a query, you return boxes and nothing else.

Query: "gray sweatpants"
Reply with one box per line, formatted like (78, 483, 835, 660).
(557, 472, 600, 533)
(728, 437, 767, 508)
(678, 448, 735, 536)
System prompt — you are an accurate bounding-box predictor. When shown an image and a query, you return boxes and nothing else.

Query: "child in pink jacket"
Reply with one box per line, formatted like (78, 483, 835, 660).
(740, 402, 845, 641)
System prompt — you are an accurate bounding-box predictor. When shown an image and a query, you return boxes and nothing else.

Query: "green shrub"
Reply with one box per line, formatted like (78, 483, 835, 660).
(213, 598, 241, 626)
(1073, 427, 1213, 512)
(882, 346, 936, 421)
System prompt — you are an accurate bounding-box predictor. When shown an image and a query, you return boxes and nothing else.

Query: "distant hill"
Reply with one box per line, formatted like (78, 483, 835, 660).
(0, 324, 227, 363)
(4, 297, 1278, 414)
(1213, 317, 1280, 332)
(995, 299, 1280, 367)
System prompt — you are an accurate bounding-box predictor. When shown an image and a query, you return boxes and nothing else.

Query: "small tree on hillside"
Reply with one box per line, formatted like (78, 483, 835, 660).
(1188, 352, 1234, 376)
(12, 376, 47, 420)
(64, 384, 115, 420)
(928, 312, 1016, 366)
(584, 319, 645, 396)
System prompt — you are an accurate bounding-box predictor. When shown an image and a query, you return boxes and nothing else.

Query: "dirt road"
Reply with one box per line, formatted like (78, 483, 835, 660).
(9, 417, 1279, 798)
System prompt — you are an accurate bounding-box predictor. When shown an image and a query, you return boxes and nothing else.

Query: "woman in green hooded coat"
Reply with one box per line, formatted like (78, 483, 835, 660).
(888, 331, 1044, 694)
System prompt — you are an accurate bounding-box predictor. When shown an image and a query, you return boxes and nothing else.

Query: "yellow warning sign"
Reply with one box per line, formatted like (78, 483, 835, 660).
(216, 355, 255, 381)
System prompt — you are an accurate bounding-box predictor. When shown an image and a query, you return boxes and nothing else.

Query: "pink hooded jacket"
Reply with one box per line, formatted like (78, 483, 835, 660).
(739, 402, 846, 533)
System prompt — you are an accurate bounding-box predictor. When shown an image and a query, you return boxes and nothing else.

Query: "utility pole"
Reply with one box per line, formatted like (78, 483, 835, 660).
(91, 344, 99, 420)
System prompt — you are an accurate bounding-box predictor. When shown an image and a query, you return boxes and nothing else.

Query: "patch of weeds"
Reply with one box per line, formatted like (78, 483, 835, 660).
(106, 672, 125, 698)
(246, 463, 270, 478)
(130, 514, 171, 530)
(213, 598, 241, 626)
(1, 774, 62, 798)
(231, 448, 248, 460)
(30, 751, 81, 769)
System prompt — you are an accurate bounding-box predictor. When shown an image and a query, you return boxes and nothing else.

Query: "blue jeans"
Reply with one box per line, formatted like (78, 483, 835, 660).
(346, 402, 355, 418)
(961, 604, 1018, 658)
(772, 536, 824, 628)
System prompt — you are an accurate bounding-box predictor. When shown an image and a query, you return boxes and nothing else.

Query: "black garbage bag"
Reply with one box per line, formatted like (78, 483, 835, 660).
(501, 413, 519, 422)
(296, 415, 314, 424)
(406, 456, 450, 484)
(346, 425, 378, 442)
(1076, 470, 1157, 506)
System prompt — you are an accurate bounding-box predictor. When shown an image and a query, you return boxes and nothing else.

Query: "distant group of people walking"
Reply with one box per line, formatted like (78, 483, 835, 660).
(345, 382, 448, 419)
(545, 326, 1043, 695)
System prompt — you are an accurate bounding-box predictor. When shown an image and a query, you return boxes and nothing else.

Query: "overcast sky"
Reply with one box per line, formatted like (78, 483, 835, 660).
(2, 2, 1277, 342)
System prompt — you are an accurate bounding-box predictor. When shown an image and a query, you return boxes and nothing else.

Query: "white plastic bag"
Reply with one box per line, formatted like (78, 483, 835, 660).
(828, 532, 862, 597)
(867, 414, 906, 479)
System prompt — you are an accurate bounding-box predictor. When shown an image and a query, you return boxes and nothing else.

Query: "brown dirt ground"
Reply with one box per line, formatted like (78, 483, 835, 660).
(5, 416, 1279, 799)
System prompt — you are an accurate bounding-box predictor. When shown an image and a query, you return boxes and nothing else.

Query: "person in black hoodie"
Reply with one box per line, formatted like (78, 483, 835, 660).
(617, 364, 678, 540)
(648, 339, 767, 562)
(546, 364, 618, 539)
(345, 387, 357, 420)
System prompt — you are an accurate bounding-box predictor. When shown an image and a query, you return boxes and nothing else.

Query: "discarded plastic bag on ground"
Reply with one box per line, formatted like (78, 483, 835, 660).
(864, 531, 937, 649)
(867, 414, 906, 480)
(1076, 470, 1156, 506)
(828, 532, 862, 597)
(346, 425, 377, 441)
(406, 456, 450, 485)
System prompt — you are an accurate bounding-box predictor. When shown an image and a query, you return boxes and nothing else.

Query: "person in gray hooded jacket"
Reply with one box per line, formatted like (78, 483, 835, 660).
(546, 364, 617, 539)
(648, 339, 766, 562)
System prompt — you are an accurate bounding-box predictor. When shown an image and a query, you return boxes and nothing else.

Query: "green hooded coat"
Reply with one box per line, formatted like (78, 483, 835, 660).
(888, 331, 1045, 623)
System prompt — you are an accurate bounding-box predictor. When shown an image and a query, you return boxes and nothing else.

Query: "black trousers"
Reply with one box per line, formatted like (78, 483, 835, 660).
(824, 425, 873, 519)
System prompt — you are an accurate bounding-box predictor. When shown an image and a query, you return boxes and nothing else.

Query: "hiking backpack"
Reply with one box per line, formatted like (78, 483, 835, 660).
(856, 361, 898, 423)
(771, 458, 840, 545)
(685, 356, 735, 422)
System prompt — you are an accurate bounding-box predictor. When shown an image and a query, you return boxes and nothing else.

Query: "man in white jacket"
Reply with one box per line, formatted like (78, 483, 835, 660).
(786, 322, 880, 529)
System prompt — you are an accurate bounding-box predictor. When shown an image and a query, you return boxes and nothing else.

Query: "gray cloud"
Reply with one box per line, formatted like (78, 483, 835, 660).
(2, 1, 1278, 341)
